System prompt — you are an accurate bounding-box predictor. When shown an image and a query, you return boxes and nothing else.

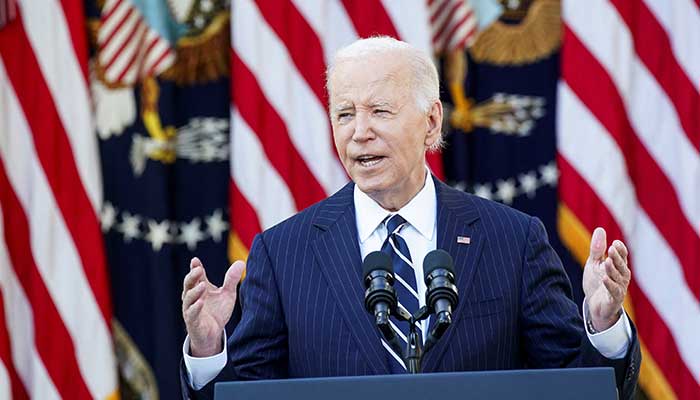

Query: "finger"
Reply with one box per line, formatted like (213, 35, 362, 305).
(183, 281, 206, 312)
(604, 257, 624, 285)
(222, 260, 246, 295)
(182, 267, 204, 300)
(190, 257, 203, 270)
(184, 297, 204, 325)
(603, 276, 624, 303)
(608, 245, 631, 281)
(612, 240, 628, 260)
(607, 246, 624, 269)
(588, 227, 607, 263)
(190, 257, 211, 285)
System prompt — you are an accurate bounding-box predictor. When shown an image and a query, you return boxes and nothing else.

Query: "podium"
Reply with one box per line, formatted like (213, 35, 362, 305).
(214, 367, 617, 400)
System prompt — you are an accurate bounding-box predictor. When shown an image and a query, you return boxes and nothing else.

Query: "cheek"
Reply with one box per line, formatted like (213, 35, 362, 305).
(333, 129, 352, 161)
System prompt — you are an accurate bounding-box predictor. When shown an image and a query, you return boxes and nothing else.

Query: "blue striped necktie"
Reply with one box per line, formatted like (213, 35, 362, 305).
(381, 214, 420, 372)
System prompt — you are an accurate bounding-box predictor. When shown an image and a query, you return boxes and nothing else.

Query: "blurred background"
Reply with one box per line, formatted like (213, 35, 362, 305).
(0, 0, 697, 399)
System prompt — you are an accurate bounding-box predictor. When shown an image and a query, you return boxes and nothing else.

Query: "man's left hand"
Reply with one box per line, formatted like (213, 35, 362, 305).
(582, 227, 631, 332)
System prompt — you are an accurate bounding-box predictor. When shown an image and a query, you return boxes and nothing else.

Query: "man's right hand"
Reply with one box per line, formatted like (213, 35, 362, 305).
(182, 257, 246, 357)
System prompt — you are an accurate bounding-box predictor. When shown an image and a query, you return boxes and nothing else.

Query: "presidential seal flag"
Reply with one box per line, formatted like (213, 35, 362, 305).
(88, 0, 232, 398)
(558, 0, 700, 399)
(0, 0, 119, 399)
(440, 0, 580, 300)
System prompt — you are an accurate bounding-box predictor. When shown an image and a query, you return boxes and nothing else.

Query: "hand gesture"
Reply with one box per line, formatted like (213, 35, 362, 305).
(582, 228, 631, 331)
(182, 257, 245, 357)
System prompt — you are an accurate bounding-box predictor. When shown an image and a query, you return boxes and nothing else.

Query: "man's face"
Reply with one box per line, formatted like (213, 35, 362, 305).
(329, 54, 441, 209)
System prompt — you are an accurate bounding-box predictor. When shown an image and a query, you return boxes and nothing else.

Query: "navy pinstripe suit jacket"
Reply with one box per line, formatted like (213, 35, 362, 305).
(182, 177, 640, 399)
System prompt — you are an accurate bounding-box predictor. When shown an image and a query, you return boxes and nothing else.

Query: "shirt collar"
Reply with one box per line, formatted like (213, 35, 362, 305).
(354, 169, 437, 243)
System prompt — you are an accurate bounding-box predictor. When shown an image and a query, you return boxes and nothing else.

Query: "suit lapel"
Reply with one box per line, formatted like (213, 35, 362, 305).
(311, 183, 390, 375)
(422, 178, 484, 372)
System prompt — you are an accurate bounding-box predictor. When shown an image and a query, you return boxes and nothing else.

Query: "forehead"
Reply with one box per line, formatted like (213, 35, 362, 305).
(329, 56, 410, 106)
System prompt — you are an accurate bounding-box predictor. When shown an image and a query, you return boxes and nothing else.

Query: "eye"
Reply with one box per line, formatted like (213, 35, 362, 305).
(336, 112, 353, 122)
(374, 109, 390, 116)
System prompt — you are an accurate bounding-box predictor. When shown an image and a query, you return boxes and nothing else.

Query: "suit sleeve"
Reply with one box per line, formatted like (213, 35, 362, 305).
(181, 233, 289, 400)
(519, 216, 641, 400)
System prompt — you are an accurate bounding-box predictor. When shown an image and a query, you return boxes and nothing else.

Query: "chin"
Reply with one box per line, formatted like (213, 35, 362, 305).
(354, 176, 392, 196)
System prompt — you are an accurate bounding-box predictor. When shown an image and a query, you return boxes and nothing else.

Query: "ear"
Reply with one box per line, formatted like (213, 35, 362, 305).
(424, 100, 443, 148)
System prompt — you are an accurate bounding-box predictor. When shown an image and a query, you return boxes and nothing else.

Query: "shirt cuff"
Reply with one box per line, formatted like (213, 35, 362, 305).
(582, 299, 632, 359)
(182, 331, 228, 390)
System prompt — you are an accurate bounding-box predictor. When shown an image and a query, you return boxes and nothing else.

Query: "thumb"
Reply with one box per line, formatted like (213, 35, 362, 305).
(588, 227, 607, 263)
(222, 260, 246, 294)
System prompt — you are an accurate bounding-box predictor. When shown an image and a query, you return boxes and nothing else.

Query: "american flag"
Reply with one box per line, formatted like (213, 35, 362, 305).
(428, 0, 478, 53)
(0, 0, 118, 399)
(96, 0, 175, 85)
(228, 0, 443, 259)
(558, 0, 700, 399)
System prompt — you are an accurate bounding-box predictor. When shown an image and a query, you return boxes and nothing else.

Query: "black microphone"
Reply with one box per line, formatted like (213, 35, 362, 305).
(362, 251, 397, 339)
(423, 249, 458, 340)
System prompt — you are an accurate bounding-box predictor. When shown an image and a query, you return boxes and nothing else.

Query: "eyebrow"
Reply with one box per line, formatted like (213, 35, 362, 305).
(332, 104, 354, 113)
(369, 101, 392, 108)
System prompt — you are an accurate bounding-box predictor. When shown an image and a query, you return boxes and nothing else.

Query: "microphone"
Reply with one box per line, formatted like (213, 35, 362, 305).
(423, 249, 458, 340)
(362, 251, 397, 339)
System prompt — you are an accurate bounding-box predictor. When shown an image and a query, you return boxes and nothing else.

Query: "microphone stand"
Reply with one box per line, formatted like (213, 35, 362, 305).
(379, 306, 447, 374)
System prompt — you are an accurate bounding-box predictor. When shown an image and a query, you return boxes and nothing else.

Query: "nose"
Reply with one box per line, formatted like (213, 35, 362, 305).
(352, 111, 375, 142)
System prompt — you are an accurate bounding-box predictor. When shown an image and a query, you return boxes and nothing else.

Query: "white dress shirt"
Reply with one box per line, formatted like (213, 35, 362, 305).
(184, 171, 632, 389)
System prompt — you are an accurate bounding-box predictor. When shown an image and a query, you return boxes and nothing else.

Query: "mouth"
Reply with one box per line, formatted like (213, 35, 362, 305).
(355, 154, 386, 168)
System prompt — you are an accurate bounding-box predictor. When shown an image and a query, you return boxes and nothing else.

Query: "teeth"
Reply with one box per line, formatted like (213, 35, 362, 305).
(359, 157, 381, 167)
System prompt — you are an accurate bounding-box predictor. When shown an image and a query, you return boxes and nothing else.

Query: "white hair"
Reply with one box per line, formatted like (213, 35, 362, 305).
(326, 36, 444, 150)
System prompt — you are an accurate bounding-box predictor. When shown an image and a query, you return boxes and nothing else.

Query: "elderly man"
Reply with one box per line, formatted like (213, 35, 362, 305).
(180, 37, 640, 399)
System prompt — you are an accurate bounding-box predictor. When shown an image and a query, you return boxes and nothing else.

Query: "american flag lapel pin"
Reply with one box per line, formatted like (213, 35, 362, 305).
(457, 236, 471, 245)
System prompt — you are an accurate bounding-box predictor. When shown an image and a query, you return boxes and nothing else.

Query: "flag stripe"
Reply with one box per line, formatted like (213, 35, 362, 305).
(642, 0, 700, 91)
(0, 291, 29, 400)
(98, 6, 134, 52)
(231, 107, 298, 230)
(100, 9, 139, 74)
(232, 52, 327, 209)
(0, 60, 116, 399)
(340, 0, 400, 39)
(115, 20, 149, 82)
(250, 0, 341, 168)
(56, 0, 90, 81)
(230, 181, 262, 251)
(254, 0, 327, 114)
(562, 26, 700, 299)
(17, 0, 103, 211)
(435, 9, 472, 52)
(433, 1, 466, 48)
(0, 162, 93, 400)
(380, 0, 432, 55)
(290, 0, 358, 64)
(100, 0, 123, 21)
(0, 20, 113, 325)
(144, 40, 173, 76)
(103, 16, 142, 71)
(558, 156, 700, 398)
(0, 222, 61, 400)
(564, 0, 700, 231)
(232, 0, 347, 196)
(610, 0, 700, 151)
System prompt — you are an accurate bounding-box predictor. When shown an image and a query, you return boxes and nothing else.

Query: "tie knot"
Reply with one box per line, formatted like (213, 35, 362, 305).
(385, 214, 407, 235)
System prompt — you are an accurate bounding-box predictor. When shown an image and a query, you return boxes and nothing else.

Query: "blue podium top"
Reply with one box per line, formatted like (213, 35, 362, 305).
(215, 367, 617, 400)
